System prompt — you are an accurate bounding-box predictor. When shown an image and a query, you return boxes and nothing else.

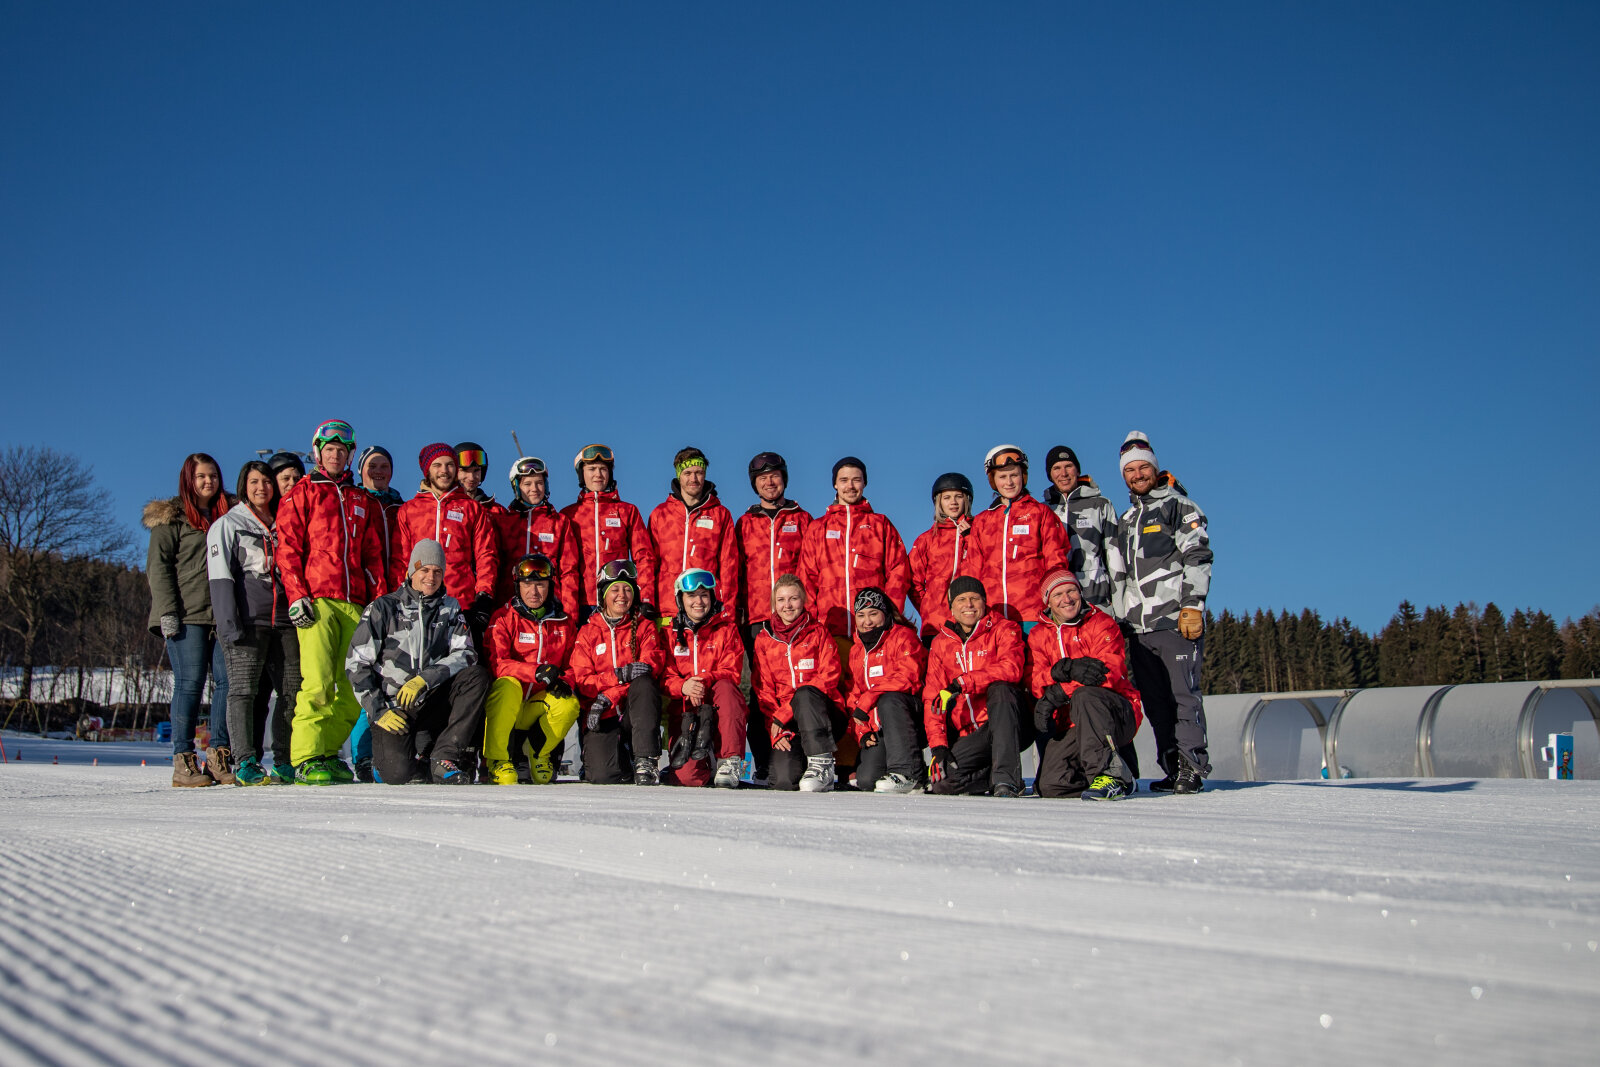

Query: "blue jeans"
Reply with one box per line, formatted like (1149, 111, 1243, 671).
(167, 624, 230, 755)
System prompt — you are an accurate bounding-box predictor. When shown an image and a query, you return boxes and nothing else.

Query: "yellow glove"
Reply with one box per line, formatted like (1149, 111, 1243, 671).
(936, 688, 961, 713)
(395, 676, 428, 709)
(373, 708, 408, 734)
(1178, 608, 1205, 640)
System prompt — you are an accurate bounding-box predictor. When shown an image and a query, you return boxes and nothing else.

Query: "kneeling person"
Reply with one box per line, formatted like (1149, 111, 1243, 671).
(484, 554, 580, 784)
(348, 540, 488, 785)
(923, 576, 1029, 797)
(662, 570, 748, 788)
(1028, 570, 1141, 800)
(848, 588, 927, 793)
(571, 561, 666, 785)
(752, 575, 845, 791)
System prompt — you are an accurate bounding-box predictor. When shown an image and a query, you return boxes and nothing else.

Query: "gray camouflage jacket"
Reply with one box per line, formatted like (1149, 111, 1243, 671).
(1043, 481, 1118, 608)
(1108, 484, 1212, 633)
(347, 581, 476, 715)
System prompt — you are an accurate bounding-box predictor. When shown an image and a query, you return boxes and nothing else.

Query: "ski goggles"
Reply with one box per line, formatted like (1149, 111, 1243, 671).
(597, 559, 637, 583)
(511, 456, 548, 479)
(576, 444, 615, 465)
(987, 448, 1025, 470)
(1119, 437, 1153, 455)
(674, 569, 717, 594)
(312, 420, 356, 448)
(511, 555, 555, 583)
(457, 449, 488, 470)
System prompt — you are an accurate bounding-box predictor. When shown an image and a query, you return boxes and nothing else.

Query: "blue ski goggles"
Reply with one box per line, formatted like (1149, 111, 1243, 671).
(674, 569, 717, 594)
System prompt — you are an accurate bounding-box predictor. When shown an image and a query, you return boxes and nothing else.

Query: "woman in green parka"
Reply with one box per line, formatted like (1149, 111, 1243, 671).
(145, 452, 234, 787)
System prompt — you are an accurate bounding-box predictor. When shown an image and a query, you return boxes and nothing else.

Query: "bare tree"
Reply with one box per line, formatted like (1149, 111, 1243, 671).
(0, 446, 132, 702)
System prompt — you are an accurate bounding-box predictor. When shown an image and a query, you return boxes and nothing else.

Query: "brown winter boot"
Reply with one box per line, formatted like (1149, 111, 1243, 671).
(205, 747, 236, 786)
(172, 752, 215, 788)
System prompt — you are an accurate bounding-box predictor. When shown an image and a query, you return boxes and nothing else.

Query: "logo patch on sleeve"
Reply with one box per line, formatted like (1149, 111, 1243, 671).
(1183, 512, 1199, 523)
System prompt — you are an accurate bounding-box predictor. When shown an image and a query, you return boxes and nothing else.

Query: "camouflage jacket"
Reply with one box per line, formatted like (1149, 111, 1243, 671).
(1108, 485, 1212, 633)
(347, 581, 477, 715)
(1042, 480, 1118, 609)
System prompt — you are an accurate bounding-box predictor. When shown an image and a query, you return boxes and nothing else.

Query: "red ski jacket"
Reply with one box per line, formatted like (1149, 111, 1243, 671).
(662, 613, 745, 700)
(571, 611, 666, 715)
(390, 484, 499, 606)
(909, 517, 972, 641)
(485, 602, 577, 699)
(797, 500, 912, 638)
(965, 493, 1069, 623)
(845, 623, 926, 737)
(922, 612, 1026, 748)
(364, 490, 403, 573)
(735, 501, 812, 625)
(561, 490, 657, 610)
(648, 485, 739, 621)
(494, 501, 583, 613)
(1026, 606, 1143, 728)
(752, 613, 842, 727)
(277, 469, 388, 607)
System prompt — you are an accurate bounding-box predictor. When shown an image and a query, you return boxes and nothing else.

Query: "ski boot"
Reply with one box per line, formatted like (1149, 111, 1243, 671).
(633, 756, 660, 786)
(712, 756, 742, 789)
(798, 755, 836, 793)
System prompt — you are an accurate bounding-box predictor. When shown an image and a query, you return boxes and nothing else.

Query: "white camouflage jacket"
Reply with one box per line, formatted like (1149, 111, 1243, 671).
(1108, 484, 1212, 634)
(1043, 480, 1118, 608)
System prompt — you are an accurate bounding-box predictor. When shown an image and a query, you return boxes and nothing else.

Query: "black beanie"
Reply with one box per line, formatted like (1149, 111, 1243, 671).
(832, 456, 867, 485)
(946, 575, 986, 605)
(1045, 445, 1079, 471)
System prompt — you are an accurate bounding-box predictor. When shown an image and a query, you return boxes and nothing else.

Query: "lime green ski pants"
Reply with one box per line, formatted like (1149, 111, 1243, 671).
(289, 597, 365, 765)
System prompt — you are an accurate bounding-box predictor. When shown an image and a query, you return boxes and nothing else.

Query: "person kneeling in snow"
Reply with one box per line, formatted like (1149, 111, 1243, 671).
(570, 560, 666, 785)
(846, 587, 927, 793)
(483, 554, 580, 784)
(661, 569, 748, 788)
(347, 539, 488, 785)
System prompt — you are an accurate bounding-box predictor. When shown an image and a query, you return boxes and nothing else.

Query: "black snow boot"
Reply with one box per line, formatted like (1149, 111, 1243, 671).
(689, 705, 716, 762)
(1171, 753, 1205, 795)
(668, 716, 699, 770)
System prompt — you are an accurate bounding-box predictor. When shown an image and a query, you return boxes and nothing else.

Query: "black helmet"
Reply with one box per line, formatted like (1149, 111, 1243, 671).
(747, 451, 788, 491)
(931, 472, 973, 500)
(267, 451, 306, 477)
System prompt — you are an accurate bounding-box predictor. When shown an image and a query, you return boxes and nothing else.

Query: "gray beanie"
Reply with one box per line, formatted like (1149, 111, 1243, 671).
(408, 538, 446, 577)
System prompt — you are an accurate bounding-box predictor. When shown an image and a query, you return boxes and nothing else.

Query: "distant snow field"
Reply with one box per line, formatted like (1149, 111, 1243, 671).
(1, 737, 1596, 1065)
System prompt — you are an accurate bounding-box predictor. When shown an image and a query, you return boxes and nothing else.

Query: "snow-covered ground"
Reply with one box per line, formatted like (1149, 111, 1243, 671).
(1, 738, 1596, 1066)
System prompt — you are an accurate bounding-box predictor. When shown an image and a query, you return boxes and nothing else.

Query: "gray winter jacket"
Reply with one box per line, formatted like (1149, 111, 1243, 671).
(1108, 484, 1212, 634)
(346, 581, 477, 715)
(205, 504, 287, 644)
(1042, 480, 1118, 608)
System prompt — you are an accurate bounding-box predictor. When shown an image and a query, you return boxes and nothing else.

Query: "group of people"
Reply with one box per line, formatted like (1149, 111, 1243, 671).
(145, 420, 1213, 799)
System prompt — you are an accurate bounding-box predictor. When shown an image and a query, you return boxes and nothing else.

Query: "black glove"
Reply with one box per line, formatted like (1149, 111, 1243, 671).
(617, 661, 651, 683)
(1049, 657, 1077, 684)
(1034, 686, 1067, 735)
(467, 594, 494, 631)
(929, 745, 957, 784)
(535, 664, 572, 699)
(638, 602, 660, 620)
(579, 604, 599, 624)
(1069, 657, 1108, 686)
(585, 694, 612, 730)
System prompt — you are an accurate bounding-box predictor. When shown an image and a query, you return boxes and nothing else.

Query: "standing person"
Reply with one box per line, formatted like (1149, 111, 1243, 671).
(846, 588, 926, 793)
(909, 472, 974, 646)
(1028, 570, 1142, 800)
(734, 451, 812, 786)
(797, 456, 912, 640)
(347, 540, 488, 785)
(277, 418, 389, 785)
(495, 456, 582, 613)
(648, 448, 739, 625)
(1040, 445, 1119, 610)
(922, 576, 1029, 797)
(1107, 431, 1213, 794)
(966, 445, 1070, 628)
(561, 444, 658, 621)
(267, 451, 304, 499)
(752, 574, 845, 792)
(146, 453, 234, 787)
(351, 444, 403, 781)
(206, 460, 300, 786)
(661, 570, 748, 788)
(569, 560, 665, 785)
(482, 554, 580, 785)
(455, 442, 507, 520)
(392, 443, 500, 640)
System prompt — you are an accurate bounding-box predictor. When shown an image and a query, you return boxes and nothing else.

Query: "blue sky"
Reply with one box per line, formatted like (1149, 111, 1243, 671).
(3, 2, 1596, 630)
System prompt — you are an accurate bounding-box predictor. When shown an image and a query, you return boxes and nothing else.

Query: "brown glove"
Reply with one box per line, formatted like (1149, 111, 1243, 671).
(1178, 608, 1204, 640)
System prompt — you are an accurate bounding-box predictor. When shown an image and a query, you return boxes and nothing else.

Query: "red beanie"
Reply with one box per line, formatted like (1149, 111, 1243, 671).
(418, 442, 455, 474)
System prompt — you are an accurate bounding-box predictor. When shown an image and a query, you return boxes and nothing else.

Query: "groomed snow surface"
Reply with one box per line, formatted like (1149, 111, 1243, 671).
(1, 735, 1596, 1066)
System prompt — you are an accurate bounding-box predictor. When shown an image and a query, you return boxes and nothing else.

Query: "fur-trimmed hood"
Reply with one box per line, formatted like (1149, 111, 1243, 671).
(143, 494, 238, 530)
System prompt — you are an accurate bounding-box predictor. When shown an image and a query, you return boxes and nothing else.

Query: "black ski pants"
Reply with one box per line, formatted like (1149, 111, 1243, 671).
(1036, 685, 1138, 797)
(372, 664, 489, 784)
(580, 677, 663, 784)
(1129, 629, 1210, 777)
(221, 625, 299, 764)
(740, 623, 773, 781)
(853, 692, 925, 790)
(768, 686, 845, 791)
(930, 682, 1030, 795)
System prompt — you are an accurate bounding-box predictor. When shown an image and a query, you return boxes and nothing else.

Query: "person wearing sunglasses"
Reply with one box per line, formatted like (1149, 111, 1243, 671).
(909, 472, 975, 648)
(648, 447, 740, 627)
(455, 442, 507, 520)
(483, 553, 580, 785)
(846, 587, 927, 793)
(966, 445, 1069, 630)
(495, 455, 583, 615)
(752, 574, 845, 791)
(660, 569, 748, 788)
(561, 443, 659, 624)
(276, 419, 390, 785)
(1040, 445, 1119, 612)
(797, 456, 913, 643)
(392, 443, 501, 648)
(1107, 430, 1213, 795)
(570, 559, 666, 784)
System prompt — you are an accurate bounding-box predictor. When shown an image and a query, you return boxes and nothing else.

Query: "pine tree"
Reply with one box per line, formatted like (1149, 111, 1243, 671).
(1479, 602, 1507, 682)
